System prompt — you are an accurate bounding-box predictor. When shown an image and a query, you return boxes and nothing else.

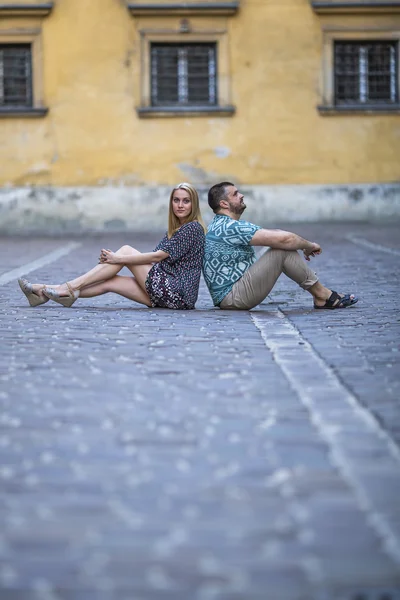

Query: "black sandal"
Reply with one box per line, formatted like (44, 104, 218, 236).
(314, 290, 358, 310)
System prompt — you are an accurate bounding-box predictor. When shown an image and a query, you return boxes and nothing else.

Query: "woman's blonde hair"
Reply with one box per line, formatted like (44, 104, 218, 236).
(168, 182, 206, 239)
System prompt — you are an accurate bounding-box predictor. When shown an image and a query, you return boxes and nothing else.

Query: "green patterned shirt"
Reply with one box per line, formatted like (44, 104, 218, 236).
(203, 214, 261, 306)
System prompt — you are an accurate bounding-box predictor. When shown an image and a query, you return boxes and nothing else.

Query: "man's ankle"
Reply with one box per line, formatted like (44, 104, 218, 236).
(309, 283, 331, 301)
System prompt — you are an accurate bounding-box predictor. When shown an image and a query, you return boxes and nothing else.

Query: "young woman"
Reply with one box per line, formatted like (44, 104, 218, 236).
(18, 183, 206, 310)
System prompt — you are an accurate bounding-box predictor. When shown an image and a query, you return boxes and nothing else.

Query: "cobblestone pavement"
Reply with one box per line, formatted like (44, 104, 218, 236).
(0, 223, 399, 600)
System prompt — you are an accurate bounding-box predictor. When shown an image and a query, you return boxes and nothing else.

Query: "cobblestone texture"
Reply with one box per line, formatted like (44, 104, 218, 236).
(0, 223, 399, 600)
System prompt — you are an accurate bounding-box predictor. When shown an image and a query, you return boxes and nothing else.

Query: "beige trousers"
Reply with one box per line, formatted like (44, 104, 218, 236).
(219, 248, 319, 310)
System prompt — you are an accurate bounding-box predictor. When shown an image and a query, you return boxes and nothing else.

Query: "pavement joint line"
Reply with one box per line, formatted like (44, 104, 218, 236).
(251, 309, 400, 566)
(0, 242, 81, 286)
(346, 234, 400, 256)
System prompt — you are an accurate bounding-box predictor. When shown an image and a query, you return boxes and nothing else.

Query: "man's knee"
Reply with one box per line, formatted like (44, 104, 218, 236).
(267, 248, 297, 257)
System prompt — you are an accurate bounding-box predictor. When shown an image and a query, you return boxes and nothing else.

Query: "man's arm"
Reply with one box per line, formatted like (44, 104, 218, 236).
(100, 249, 169, 265)
(250, 229, 321, 260)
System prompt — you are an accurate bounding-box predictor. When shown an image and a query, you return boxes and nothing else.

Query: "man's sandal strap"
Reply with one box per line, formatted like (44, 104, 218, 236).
(314, 290, 358, 310)
(314, 290, 340, 309)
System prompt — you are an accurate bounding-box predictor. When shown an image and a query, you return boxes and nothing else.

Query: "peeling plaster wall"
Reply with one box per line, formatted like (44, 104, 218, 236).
(0, 0, 400, 193)
(1, 184, 399, 234)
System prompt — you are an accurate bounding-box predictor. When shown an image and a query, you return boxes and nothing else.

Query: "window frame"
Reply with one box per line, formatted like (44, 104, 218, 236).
(334, 39, 399, 106)
(0, 17, 49, 118)
(135, 20, 235, 118)
(319, 27, 400, 114)
(150, 41, 218, 108)
(0, 43, 34, 109)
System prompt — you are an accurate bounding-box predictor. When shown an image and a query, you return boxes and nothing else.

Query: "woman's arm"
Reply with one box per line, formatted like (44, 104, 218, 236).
(100, 249, 169, 265)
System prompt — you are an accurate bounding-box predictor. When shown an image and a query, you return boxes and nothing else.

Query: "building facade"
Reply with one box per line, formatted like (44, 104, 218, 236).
(0, 0, 399, 232)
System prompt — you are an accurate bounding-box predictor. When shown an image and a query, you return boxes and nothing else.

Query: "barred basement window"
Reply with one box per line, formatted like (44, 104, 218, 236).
(0, 44, 32, 107)
(151, 43, 217, 107)
(334, 41, 398, 106)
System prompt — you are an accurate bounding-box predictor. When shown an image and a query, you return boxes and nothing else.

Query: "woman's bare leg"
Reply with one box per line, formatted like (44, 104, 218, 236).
(79, 275, 152, 306)
(120, 248, 153, 293)
(38, 245, 152, 297)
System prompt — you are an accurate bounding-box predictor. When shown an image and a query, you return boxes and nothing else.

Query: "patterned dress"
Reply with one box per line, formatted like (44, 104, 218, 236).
(145, 221, 205, 310)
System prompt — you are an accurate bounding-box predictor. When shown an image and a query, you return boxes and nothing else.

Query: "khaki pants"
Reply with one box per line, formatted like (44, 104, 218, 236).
(219, 248, 319, 310)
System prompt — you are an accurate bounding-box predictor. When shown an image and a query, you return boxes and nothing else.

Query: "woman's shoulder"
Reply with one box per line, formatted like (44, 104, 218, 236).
(181, 221, 205, 235)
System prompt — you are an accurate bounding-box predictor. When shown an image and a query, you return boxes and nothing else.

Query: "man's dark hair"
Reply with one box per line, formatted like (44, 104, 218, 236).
(208, 182, 234, 213)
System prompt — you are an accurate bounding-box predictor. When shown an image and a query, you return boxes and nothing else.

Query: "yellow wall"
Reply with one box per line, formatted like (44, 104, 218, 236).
(0, 0, 399, 187)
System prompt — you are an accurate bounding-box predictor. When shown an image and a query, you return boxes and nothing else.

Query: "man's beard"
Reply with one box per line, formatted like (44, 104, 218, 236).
(228, 200, 246, 215)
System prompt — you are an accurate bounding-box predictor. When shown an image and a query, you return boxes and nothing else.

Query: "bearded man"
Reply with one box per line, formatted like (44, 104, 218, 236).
(203, 182, 358, 311)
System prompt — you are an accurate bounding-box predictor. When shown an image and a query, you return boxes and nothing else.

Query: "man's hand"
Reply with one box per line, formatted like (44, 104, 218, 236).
(303, 243, 322, 261)
(99, 249, 121, 264)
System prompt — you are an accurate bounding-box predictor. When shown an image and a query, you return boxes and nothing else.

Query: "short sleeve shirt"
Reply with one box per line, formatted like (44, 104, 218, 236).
(203, 214, 261, 306)
(145, 221, 205, 310)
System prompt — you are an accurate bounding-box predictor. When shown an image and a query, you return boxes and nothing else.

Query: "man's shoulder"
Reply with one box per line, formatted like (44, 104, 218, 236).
(207, 214, 229, 229)
(207, 215, 254, 234)
(236, 219, 260, 230)
(207, 216, 260, 238)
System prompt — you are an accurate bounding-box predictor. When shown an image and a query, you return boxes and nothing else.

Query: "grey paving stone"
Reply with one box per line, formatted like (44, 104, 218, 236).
(1, 225, 400, 599)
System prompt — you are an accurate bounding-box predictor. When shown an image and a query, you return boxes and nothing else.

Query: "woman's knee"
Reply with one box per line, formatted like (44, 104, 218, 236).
(116, 245, 138, 255)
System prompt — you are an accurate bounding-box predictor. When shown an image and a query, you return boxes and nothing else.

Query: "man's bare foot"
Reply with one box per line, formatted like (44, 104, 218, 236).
(309, 280, 358, 309)
(308, 282, 332, 306)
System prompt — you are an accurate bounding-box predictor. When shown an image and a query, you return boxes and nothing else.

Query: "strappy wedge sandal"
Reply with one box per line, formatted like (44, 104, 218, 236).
(18, 278, 49, 307)
(314, 290, 358, 310)
(43, 282, 79, 308)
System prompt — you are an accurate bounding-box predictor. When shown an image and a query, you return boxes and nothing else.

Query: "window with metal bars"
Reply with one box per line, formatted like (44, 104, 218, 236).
(334, 41, 398, 106)
(151, 43, 217, 107)
(0, 44, 33, 107)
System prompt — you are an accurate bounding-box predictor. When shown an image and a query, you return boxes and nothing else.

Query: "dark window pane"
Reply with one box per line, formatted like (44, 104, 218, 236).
(0, 44, 32, 107)
(335, 43, 360, 104)
(334, 41, 398, 106)
(187, 46, 216, 104)
(367, 44, 396, 102)
(151, 46, 179, 104)
(150, 43, 217, 107)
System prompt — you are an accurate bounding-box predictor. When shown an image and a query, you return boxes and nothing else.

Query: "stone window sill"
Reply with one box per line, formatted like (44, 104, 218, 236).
(0, 3, 54, 17)
(318, 104, 400, 115)
(128, 2, 239, 17)
(0, 107, 49, 118)
(137, 105, 235, 118)
(311, 1, 400, 14)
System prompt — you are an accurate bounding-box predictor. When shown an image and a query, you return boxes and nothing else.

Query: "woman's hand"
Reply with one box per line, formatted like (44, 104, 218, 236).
(99, 249, 121, 264)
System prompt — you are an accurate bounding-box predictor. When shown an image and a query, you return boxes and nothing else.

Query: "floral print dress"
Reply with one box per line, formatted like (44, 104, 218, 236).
(145, 221, 205, 310)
